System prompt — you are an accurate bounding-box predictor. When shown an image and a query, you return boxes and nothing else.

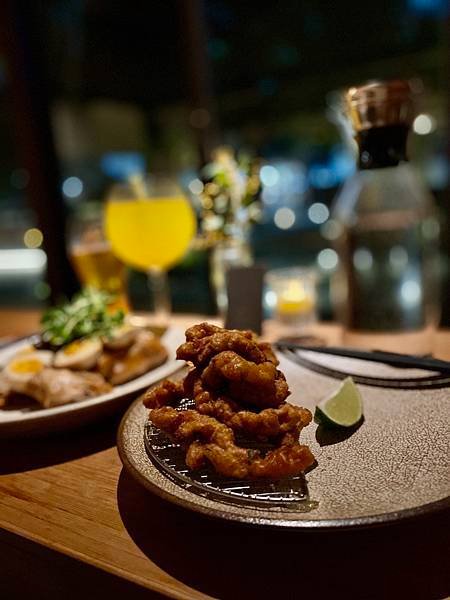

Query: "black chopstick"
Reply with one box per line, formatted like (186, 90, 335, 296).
(275, 342, 450, 374)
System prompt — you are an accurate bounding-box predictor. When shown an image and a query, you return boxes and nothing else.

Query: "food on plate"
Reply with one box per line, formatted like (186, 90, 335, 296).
(54, 338, 103, 370)
(102, 324, 137, 350)
(3, 351, 54, 393)
(40, 288, 125, 348)
(314, 377, 363, 428)
(177, 330, 267, 366)
(201, 351, 290, 408)
(25, 368, 111, 408)
(227, 403, 312, 441)
(0, 288, 168, 410)
(97, 330, 167, 385)
(180, 368, 310, 440)
(0, 366, 111, 408)
(150, 406, 313, 479)
(144, 322, 315, 479)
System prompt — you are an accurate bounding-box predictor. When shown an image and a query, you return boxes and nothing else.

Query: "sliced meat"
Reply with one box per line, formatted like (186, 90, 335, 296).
(25, 368, 111, 408)
(98, 331, 168, 385)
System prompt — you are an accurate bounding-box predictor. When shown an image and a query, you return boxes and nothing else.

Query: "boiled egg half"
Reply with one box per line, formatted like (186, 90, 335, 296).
(54, 337, 102, 370)
(103, 325, 137, 351)
(3, 350, 53, 392)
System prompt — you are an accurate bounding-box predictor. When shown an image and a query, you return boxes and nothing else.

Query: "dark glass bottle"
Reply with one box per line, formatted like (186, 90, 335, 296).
(331, 81, 440, 353)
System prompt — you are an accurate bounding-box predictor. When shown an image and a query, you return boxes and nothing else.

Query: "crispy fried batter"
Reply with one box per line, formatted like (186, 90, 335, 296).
(247, 442, 315, 479)
(145, 322, 314, 479)
(201, 351, 289, 408)
(229, 403, 312, 440)
(143, 380, 185, 408)
(185, 323, 222, 341)
(185, 322, 255, 342)
(183, 368, 239, 421)
(149, 406, 314, 479)
(177, 331, 266, 366)
(185, 440, 250, 478)
(194, 389, 239, 423)
(197, 439, 314, 479)
(185, 322, 276, 360)
(184, 368, 309, 440)
(150, 407, 234, 445)
(257, 341, 279, 365)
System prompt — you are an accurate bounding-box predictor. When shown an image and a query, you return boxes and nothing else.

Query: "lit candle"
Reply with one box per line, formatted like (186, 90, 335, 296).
(277, 280, 314, 317)
(266, 267, 317, 328)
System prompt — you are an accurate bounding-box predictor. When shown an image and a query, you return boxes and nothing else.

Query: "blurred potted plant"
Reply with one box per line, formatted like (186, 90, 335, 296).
(191, 147, 262, 313)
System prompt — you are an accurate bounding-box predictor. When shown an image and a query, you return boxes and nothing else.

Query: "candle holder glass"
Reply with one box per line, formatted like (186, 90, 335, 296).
(266, 267, 318, 331)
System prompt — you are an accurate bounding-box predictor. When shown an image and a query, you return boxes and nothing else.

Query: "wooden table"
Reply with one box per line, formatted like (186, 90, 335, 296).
(0, 311, 449, 600)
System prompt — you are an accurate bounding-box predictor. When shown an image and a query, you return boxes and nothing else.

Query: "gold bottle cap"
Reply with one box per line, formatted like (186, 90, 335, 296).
(345, 80, 417, 132)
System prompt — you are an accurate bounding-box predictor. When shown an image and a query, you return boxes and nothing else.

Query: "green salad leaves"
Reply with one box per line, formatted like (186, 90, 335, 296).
(41, 288, 125, 347)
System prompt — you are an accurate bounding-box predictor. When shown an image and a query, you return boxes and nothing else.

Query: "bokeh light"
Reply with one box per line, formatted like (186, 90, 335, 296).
(23, 228, 43, 249)
(317, 248, 338, 270)
(400, 279, 421, 306)
(413, 114, 435, 135)
(274, 207, 295, 229)
(308, 202, 329, 224)
(188, 179, 204, 194)
(389, 246, 408, 270)
(62, 176, 83, 198)
(353, 247, 373, 271)
(260, 165, 279, 187)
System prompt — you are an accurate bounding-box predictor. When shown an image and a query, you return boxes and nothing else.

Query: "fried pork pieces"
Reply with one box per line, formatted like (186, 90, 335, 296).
(144, 323, 314, 479)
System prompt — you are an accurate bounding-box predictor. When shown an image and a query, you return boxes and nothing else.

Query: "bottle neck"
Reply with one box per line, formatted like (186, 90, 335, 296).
(356, 125, 409, 170)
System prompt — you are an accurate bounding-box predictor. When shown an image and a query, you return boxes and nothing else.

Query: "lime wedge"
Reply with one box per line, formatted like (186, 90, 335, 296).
(314, 377, 363, 428)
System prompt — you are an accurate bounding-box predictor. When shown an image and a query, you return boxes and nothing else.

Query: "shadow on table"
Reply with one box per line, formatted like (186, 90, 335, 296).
(0, 414, 120, 475)
(117, 469, 450, 600)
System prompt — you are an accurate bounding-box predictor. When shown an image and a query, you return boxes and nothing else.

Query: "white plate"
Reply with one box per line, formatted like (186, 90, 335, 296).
(0, 327, 185, 437)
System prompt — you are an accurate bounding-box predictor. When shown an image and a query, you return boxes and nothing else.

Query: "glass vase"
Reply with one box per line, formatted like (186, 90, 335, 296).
(210, 234, 253, 315)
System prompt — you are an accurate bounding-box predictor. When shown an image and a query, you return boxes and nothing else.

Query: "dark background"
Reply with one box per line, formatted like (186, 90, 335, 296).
(0, 0, 448, 320)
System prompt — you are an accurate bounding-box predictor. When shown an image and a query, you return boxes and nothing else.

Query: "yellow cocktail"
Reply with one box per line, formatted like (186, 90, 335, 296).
(104, 177, 196, 324)
(105, 196, 195, 271)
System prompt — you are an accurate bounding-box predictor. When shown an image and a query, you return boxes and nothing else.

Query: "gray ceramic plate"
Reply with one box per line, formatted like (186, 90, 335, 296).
(117, 352, 450, 529)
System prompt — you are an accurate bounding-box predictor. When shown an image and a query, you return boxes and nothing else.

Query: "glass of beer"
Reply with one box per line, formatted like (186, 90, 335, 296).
(105, 175, 196, 325)
(68, 202, 129, 311)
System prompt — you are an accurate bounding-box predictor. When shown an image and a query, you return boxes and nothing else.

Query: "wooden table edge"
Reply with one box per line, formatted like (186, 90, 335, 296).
(0, 486, 211, 600)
